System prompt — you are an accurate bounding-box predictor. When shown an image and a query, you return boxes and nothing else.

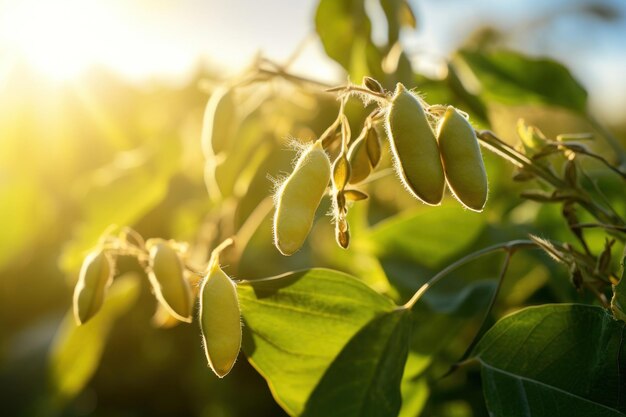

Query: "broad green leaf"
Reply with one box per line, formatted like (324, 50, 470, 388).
(48, 273, 140, 400)
(611, 249, 626, 322)
(454, 49, 588, 113)
(380, 0, 402, 47)
(445, 62, 489, 124)
(366, 205, 486, 269)
(302, 309, 411, 417)
(481, 365, 624, 417)
(398, 0, 417, 29)
(420, 279, 496, 315)
(349, 34, 372, 82)
(399, 354, 429, 417)
(238, 269, 395, 416)
(315, 0, 371, 72)
(411, 280, 497, 358)
(472, 304, 626, 416)
(379, 0, 417, 48)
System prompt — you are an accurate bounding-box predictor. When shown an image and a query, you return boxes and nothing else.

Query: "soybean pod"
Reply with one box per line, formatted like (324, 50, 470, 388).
(147, 241, 193, 323)
(199, 259, 241, 378)
(386, 83, 446, 205)
(273, 140, 331, 256)
(436, 106, 488, 212)
(73, 250, 113, 325)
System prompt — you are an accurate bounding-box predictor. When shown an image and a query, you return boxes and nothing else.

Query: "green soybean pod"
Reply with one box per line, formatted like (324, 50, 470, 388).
(273, 140, 331, 256)
(73, 250, 113, 325)
(201, 86, 236, 158)
(147, 241, 193, 323)
(366, 126, 382, 168)
(386, 83, 445, 205)
(436, 106, 488, 212)
(347, 132, 372, 184)
(199, 262, 241, 378)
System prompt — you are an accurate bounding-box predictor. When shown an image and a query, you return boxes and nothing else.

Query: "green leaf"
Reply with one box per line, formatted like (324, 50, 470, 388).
(366, 205, 486, 269)
(472, 304, 626, 416)
(445, 62, 489, 123)
(238, 268, 395, 416)
(611, 249, 626, 322)
(481, 365, 625, 417)
(399, 353, 429, 417)
(398, 1, 417, 29)
(411, 280, 497, 358)
(48, 273, 140, 401)
(302, 309, 411, 417)
(380, 0, 402, 47)
(315, 0, 371, 72)
(454, 49, 588, 113)
(60, 144, 179, 275)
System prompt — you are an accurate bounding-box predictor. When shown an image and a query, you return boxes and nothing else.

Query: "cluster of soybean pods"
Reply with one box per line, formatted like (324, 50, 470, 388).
(72, 77, 488, 379)
(274, 78, 488, 256)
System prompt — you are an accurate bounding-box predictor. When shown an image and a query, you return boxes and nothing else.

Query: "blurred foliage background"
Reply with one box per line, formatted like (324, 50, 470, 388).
(1, 0, 625, 416)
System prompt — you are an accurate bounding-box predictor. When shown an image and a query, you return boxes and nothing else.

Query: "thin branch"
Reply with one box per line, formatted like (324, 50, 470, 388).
(554, 141, 626, 180)
(282, 33, 316, 70)
(571, 223, 626, 233)
(587, 113, 626, 167)
(357, 167, 395, 185)
(477, 130, 625, 228)
(326, 84, 390, 101)
(477, 130, 565, 188)
(576, 161, 625, 225)
(403, 240, 537, 310)
(443, 250, 513, 378)
(256, 67, 332, 89)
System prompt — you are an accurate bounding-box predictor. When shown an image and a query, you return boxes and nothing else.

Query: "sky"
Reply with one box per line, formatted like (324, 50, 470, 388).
(0, 0, 625, 121)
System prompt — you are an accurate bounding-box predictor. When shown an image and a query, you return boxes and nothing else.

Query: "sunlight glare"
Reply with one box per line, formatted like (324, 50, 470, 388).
(1, 0, 118, 81)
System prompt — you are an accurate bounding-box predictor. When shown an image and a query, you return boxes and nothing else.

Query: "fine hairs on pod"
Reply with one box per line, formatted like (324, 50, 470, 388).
(385, 83, 446, 205)
(273, 140, 331, 256)
(436, 106, 488, 212)
(146, 240, 193, 323)
(199, 240, 242, 378)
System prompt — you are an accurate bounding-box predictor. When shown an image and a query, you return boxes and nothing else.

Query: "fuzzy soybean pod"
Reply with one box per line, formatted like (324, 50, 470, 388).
(386, 83, 445, 205)
(73, 250, 113, 325)
(366, 127, 382, 168)
(437, 106, 488, 212)
(273, 140, 331, 256)
(347, 132, 372, 184)
(199, 261, 241, 378)
(147, 241, 193, 323)
(201, 86, 236, 158)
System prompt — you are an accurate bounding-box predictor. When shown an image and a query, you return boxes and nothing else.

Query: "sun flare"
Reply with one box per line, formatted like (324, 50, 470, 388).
(0, 0, 122, 81)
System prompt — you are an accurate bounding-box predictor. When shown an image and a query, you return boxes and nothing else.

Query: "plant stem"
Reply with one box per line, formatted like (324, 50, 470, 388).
(207, 237, 235, 273)
(560, 144, 626, 181)
(477, 130, 565, 188)
(403, 240, 536, 310)
(571, 223, 626, 233)
(326, 84, 390, 101)
(587, 113, 626, 167)
(477, 130, 625, 227)
(443, 250, 513, 377)
(256, 67, 332, 89)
